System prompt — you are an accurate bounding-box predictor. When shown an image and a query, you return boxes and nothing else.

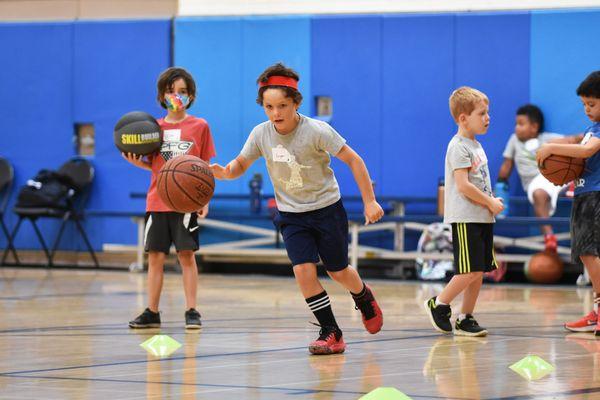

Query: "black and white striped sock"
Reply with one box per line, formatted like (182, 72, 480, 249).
(594, 292, 599, 313)
(306, 291, 339, 329)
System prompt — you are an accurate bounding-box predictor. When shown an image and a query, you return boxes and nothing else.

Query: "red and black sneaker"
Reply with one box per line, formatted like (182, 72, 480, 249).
(353, 285, 383, 334)
(309, 325, 346, 355)
(564, 310, 597, 332)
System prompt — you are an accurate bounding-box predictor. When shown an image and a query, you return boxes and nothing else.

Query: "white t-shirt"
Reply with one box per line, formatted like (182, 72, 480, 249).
(502, 132, 563, 191)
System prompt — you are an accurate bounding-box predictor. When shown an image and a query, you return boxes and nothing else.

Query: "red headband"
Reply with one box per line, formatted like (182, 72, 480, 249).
(258, 76, 298, 90)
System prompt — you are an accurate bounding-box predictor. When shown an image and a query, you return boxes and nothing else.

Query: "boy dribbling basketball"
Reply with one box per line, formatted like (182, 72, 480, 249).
(123, 67, 216, 329)
(210, 63, 384, 355)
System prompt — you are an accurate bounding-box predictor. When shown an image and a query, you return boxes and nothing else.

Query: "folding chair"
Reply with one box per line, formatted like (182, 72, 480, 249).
(0, 157, 19, 264)
(2, 157, 99, 268)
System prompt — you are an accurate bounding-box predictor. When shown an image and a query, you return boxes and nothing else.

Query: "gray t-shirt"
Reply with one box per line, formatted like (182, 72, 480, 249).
(240, 114, 346, 212)
(444, 135, 494, 224)
(502, 132, 562, 191)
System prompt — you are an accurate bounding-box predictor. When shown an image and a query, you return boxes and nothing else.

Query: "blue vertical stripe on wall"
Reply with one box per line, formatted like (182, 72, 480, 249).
(174, 16, 311, 198)
(381, 15, 455, 197)
(175, 17, 244, 194)
(454, 12, 531, 193)
(530, 10, 600, 134)
(240, 16, 312, 197)
(0, 23, 74, 249)
(311, 16, 382, 197)
(0, 20, 171, 251)
(72, 20, 171, 249)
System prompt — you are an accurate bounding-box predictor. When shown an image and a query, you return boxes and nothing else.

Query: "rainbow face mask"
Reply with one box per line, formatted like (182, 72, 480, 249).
(165, 93, 190, 112)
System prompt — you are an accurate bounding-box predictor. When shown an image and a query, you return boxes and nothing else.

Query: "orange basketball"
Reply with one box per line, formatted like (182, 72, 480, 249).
(524, 251, 564, 284)
(539, 154, 585, 185)
(157, 155, 215, 213)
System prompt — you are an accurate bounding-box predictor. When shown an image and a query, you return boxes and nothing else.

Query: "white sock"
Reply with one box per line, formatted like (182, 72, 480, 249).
(435, 298, 447, 306)
(458, 313, 467, 321)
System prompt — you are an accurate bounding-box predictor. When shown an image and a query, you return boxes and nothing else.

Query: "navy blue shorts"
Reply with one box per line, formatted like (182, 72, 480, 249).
(273, 200, 349, 271)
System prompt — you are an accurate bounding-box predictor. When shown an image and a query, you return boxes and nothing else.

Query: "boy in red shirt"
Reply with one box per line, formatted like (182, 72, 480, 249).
(123, 67, 215, 329)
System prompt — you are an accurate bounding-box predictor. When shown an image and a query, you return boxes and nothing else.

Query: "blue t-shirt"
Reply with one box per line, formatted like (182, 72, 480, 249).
(575, 122, 600, 196)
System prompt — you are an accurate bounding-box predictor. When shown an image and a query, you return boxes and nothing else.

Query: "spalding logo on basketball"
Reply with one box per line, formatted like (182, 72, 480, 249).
(157, 155, 215, 213)
(114, 111, 163, 155)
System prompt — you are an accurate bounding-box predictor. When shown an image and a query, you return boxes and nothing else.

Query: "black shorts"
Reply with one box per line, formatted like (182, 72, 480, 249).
(273, 200, 349, 272)
(571, 191, 600, 262)
(451, 223, 497, 274)
(144, 212, 199, 254)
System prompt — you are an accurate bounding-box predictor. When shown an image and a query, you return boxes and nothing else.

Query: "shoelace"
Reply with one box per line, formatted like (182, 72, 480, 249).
(310, 322, 339, 341)
(355, 300, 376, 320)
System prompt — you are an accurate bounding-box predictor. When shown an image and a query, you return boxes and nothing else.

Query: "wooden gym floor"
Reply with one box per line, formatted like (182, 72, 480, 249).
(0, 267, 598, 399)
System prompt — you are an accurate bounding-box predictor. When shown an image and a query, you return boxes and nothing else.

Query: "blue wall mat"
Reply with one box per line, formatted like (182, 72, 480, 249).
(175, 17, 244, 195)
(380, 14, 455, 197)
(71, 19, 171, 249)
(240, 16, 312, 198)
(454, 12, 531, 195)
(531, 10, 600, 135)
(0, 22, 74, 250)
(0, 20, 171, 251)
(311, 16, 382, 196)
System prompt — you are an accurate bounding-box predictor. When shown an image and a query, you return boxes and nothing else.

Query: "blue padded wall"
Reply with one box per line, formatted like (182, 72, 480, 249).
(531, 10, 600, 134)
(380, 14, 455, 197)
(311, 16, 382, 197)
(0, 23, 74, 250)
(0, 20, 171, 251)
(72, 20, 171, 249)
(174, 16, 311, 197)
(175, 18, 244, 194)
(454, 12, 531, 194)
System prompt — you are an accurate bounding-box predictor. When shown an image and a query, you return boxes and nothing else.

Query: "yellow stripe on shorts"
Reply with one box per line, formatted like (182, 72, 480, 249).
(461, 223, 471, 273)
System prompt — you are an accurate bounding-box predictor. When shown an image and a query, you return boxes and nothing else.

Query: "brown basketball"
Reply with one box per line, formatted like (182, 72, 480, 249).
(157, 155, 215, 213)
(524, 251, 564, 284)
(539, 154, 585, 185)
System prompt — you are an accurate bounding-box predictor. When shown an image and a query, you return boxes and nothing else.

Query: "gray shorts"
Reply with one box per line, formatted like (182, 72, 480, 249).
(571, 192, 600, 262)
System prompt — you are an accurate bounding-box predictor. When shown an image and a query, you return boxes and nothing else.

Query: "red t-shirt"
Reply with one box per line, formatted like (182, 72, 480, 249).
(146, 115, 216, 212)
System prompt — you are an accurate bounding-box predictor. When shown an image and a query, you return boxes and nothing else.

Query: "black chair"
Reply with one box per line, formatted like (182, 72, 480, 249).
(1, 157, 99, 268)
(0, 157, 19, 264)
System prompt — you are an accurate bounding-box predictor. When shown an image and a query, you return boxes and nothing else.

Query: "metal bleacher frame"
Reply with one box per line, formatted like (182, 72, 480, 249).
(95, 193, 573, 273)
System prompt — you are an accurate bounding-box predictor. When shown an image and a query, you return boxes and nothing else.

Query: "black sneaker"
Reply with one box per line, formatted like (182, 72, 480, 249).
(454, 314, 488, 337)
(424, 296, 452, 334)
(129, 308, 161, 328)
(185, 308, 202, 329)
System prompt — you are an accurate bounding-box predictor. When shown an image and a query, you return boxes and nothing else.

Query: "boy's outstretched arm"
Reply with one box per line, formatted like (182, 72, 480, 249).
(121, 152, 152, 171)
(210, 155, 253, 180)
(536, 136, 600, 167)
(454, 168, 504, 216)
(335, 145, 384, 225)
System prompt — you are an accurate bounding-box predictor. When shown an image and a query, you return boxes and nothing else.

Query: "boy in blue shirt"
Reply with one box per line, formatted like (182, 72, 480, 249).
(537, 70, 600, 335)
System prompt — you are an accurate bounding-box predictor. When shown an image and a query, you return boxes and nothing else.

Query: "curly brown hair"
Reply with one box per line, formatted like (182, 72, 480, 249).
(256, 63, 303, 106)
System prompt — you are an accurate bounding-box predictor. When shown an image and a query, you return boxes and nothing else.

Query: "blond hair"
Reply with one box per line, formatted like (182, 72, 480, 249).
(449, 86, 489, 122)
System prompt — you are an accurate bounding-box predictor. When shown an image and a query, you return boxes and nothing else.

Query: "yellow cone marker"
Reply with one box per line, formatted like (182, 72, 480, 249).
(509, 355, 555, 380)
(140, 334, 182, 357)
(359, 387, 413, 400)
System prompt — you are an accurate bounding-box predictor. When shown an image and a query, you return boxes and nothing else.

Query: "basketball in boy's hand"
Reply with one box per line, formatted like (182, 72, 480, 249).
(158, 155, 215, 213)
(538, 154, 585, 185)
(114, 111, 163, 155)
